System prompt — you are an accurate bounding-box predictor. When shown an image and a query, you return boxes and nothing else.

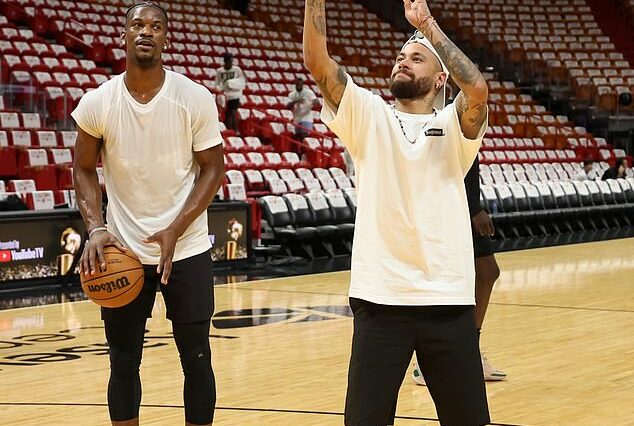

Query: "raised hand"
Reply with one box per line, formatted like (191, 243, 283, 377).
(403, 0, 432, 30)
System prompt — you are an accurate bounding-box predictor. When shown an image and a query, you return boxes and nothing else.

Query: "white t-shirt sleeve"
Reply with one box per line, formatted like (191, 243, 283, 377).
(320, 74, 376, 157)
(191, 87, 223, 151)
(449, 96, 488, 176)
(70, 89, 104, 139)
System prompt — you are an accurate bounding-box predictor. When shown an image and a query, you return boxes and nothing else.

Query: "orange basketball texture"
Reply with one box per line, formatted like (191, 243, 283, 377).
(80, 246, 144, 308)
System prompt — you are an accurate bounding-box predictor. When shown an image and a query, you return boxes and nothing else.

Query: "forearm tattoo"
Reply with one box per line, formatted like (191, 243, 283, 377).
(316, 65, 347, 110)
(430, 33, 484, 88)
(307, 0, 327, 36)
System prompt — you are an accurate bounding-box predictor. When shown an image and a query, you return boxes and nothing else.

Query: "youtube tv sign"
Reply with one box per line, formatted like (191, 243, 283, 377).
(0, 212, 86, 284)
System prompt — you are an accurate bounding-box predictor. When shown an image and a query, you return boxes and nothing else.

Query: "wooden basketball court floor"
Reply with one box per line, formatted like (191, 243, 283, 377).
(1, 238, 633, 425)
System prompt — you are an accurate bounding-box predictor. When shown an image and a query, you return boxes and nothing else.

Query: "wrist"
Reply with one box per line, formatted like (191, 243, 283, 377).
(88, 226, 107, 239)
(167, 221, 186, 238)
(417, 15, 436, 37)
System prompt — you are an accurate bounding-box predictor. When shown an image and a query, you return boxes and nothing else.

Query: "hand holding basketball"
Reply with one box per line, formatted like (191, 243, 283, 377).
(80, 230, 127, 276)
(144, 227, 178, 285)
(80, 246, 144, 308)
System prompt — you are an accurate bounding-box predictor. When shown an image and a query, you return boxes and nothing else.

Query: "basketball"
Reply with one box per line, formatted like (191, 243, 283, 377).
(80, 246, 144, 308)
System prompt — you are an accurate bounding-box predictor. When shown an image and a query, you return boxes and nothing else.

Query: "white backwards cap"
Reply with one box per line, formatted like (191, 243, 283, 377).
(402, 30, 450, 110)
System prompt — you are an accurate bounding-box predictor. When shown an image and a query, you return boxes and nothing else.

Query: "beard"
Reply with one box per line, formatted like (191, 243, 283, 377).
(389, 72, 434, 100)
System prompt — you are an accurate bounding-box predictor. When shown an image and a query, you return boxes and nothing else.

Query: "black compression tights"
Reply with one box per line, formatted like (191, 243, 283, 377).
(105, 319, 145, 422)
(173, 320, 216, 425)
(105, 319, 215, 425)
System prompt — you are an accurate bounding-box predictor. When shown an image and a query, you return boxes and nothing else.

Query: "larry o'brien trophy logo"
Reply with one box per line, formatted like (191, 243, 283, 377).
(225, 218, 243, 260)
(57, 227, 82, 276)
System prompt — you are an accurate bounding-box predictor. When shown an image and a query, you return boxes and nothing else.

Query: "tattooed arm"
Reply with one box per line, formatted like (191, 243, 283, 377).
(404, 0, 488, 140)
(303, 0, 347, 113)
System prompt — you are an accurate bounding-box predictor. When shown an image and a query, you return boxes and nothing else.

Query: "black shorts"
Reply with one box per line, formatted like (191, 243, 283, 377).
(345, 298, 490, 426)
(473, 233, 494, 258)
(226, 99, 240, 113)
(101, 250, 214, 323)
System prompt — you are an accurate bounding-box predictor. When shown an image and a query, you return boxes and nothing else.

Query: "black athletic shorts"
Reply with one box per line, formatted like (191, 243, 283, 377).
(473, 233, 494, 258)
(101, 250, 214, 323)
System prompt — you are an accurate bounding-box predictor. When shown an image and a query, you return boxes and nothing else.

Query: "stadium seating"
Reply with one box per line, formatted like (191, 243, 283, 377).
(419, 0, 634, 113)
(1, 0, 632, 258)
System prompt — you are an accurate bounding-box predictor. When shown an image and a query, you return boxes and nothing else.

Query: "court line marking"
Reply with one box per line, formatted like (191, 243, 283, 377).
(228, 286, 634, 314)
(488, 302, 634, 313)
(215, 270, 348, 288)
(0, 402, 524, 425)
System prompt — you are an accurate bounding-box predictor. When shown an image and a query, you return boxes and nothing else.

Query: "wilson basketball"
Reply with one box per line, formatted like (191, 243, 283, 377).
(80, 246, 144, 308)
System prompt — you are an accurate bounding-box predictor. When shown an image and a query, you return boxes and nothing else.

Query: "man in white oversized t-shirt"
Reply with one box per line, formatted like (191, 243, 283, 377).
(287, 76, 320, 140)
(304, 1, 490, 424)
(71, 4, 225, 425)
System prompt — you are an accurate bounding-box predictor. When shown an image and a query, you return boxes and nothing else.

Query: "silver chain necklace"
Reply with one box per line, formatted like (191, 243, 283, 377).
(391, 105, 437, 144)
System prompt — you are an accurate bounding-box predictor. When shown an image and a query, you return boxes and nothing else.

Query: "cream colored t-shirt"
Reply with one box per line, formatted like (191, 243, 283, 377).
(71, 70, 223, 264)
(321, 75, 486, 306)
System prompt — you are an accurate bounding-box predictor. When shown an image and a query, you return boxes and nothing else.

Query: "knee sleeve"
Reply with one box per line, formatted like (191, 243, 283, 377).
(109, 344, 142, 379)
(179, 346, 212, 376)
(173, 321, 216, 425)
(105, 320, 145, 421)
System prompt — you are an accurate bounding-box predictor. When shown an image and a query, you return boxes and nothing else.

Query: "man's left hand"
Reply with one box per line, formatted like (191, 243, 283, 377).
(144, 228, 179, 285)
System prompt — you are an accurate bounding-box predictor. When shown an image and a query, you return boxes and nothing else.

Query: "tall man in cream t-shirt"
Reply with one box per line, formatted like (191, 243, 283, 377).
(72, 3, 225, 425)
(304, 0, 490, 424)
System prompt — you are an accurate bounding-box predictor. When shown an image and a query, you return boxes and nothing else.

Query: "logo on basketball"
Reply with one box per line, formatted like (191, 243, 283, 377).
(80, 246, 144, 308)
(86, 276, 131, 294)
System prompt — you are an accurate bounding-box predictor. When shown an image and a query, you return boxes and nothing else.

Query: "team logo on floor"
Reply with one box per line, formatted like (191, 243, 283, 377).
(0, 306, 352, 369)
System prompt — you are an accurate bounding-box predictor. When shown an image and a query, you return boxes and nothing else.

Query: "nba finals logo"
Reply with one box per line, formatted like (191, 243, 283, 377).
(225, 218, 244, 260)
(57, 227, 82, 276)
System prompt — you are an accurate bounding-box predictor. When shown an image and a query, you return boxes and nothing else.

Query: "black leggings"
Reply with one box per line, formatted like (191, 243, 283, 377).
(105, 319, 216, 424)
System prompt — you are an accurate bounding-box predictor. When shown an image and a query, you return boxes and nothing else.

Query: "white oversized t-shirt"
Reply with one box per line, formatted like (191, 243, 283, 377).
(288, 87, 317, 123)
(322, 75, 487, 306)
(215, 65, 246, 100)
(71, 70, 223, 265)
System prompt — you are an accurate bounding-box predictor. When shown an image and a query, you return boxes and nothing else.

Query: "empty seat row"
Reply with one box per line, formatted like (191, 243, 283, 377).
(0, 130, 77, 148)
(259, 188, 357, 258)
(225, 167, 353, 198)
(0, 187, 76, 210)
(482, 178, 634, 238)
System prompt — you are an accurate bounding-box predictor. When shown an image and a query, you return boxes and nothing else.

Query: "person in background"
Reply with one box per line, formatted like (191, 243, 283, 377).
(216, 52, 246, 132)
(288, 77, 320, 141)
(601, 158, 628, 180)
(573, 159, 597, 181)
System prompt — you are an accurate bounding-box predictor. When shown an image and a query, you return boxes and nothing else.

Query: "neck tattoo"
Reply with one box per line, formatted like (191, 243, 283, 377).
(391, 105, 437, 144)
